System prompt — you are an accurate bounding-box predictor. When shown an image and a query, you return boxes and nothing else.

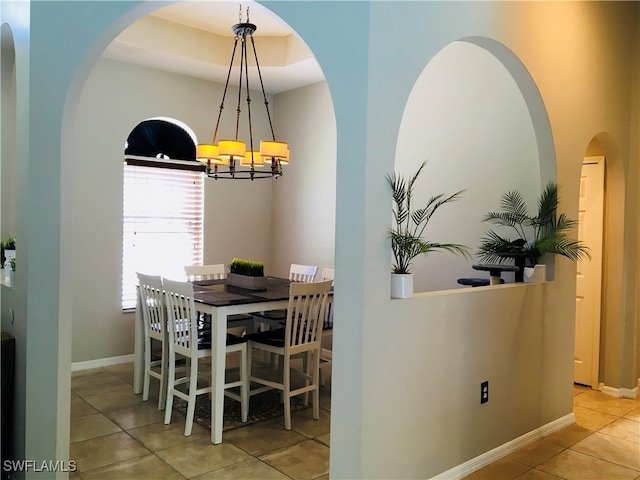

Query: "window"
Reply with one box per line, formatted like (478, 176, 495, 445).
(122, 165, 203, 309)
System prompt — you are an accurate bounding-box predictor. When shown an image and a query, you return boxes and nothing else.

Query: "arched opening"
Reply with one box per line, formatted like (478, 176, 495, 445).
(60, 1, 337, 473)
(395, 39, 553, 291)
(0, 21, 21, 466)
(576, 134, 626, 391)
(575, 143, 605, 388)
(1, 22, 17, 245)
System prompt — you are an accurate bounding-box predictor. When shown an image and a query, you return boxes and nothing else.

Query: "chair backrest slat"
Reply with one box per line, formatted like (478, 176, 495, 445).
(137, 272, 165, 337)
(163, 278, 199, 352)
(184, 264, 226, 281)
(289, 263, 318, 283)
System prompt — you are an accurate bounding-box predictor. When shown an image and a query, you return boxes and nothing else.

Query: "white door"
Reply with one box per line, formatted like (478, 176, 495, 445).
(574, 156, 605, 386)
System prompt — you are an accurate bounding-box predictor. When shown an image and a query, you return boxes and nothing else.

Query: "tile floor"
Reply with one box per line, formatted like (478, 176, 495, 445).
(70, 360, 331, 480)
(463, 385, 640, 480)
(70, 362, 640, 480)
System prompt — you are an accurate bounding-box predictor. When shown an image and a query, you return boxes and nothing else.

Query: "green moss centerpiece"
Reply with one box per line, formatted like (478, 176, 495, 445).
(227, 258, 268, 290)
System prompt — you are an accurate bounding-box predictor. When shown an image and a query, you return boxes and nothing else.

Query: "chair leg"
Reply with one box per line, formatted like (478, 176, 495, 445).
(143, 339, 151, 402)
(158, 341, 167, 410)
(240, 345, 249, 423)
(312, 360, 320, 421)
(143, 361, 150, 402)
(164, 353, 176, 425)
(283, 356, 292, 431)
(303, 352, 309, 406)
(184, 358, 199, 436)
(278, 354, 285, 404)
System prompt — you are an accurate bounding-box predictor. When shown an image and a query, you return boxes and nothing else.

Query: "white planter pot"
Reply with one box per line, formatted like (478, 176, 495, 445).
(524, 264, 546, 283)
(391, 273, 414, 299)
(3, 249, 15, 270)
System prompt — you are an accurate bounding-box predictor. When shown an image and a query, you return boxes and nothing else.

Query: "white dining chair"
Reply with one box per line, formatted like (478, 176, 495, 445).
(184, 263, 254, 335)
(247, 279, 332, 430)
(137, 272, 169, 410)
(252, 263, 318, 331)
(184, 264, 226, 281)
(289, 263, 318, 283)
(162, 278, 249, 436)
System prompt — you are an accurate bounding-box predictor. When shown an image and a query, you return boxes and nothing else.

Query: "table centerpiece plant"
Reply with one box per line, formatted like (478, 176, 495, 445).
(386, 161, 470, 298)
(477, 181, 591, 282)
(227, 258, 267, 290)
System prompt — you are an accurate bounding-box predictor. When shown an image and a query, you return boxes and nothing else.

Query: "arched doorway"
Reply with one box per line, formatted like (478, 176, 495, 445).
(575, 134, 626, 391)
(58, 1, 337, 473)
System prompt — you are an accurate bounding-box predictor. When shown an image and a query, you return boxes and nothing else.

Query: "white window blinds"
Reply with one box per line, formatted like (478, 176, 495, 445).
(122, 165, 203, 309)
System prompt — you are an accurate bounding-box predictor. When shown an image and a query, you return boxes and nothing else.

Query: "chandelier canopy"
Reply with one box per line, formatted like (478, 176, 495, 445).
(197, 6, 289, 180)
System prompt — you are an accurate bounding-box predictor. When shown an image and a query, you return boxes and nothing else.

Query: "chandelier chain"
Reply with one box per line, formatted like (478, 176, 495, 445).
(249, 35, 276, 141)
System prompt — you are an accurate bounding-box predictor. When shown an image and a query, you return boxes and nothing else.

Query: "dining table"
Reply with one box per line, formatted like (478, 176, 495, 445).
(132, 276, 331, 444)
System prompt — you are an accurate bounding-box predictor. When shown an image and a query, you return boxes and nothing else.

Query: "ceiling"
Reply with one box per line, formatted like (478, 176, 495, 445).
(102, 1, 324, 94)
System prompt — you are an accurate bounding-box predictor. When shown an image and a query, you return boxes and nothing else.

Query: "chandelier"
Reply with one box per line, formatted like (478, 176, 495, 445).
(197, 6, 289, 180)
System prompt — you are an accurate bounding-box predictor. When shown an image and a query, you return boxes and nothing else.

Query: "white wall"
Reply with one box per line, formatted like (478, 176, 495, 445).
(396, 41, 540, 291)
(270, 81, 337, 278)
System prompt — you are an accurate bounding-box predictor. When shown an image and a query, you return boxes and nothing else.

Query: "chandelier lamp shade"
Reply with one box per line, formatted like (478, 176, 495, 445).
(197, 6, 289, 180)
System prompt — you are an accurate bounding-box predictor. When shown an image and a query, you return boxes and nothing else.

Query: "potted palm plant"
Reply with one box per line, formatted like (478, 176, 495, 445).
(387, 161, 470, 298)
(477, 182, 591, 282)
(1, 236, 15, 270)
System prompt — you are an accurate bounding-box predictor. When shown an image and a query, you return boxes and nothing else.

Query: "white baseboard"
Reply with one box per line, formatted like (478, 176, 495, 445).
(72, 354, 135, 372)
(431, 413, 576, 480)
(599, 382, 639, 399)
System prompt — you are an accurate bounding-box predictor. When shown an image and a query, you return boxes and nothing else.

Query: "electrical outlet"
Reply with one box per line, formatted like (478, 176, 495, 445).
(481, 381, 489, 404)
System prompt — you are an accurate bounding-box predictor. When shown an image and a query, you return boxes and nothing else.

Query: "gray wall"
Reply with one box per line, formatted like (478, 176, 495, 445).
(1, 0, 638, 478)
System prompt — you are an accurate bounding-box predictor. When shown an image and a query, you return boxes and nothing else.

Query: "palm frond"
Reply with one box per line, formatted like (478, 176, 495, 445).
(535, 182, 559, 228)
(482, 211, 528, 228)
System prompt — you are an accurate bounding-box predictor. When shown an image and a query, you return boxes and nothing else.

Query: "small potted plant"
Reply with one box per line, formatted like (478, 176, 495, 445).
(387, 161, 470, 298)
(227, 258, 267, 290)
(477, 182, 591, 282)
(2, 236, 16, 270)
